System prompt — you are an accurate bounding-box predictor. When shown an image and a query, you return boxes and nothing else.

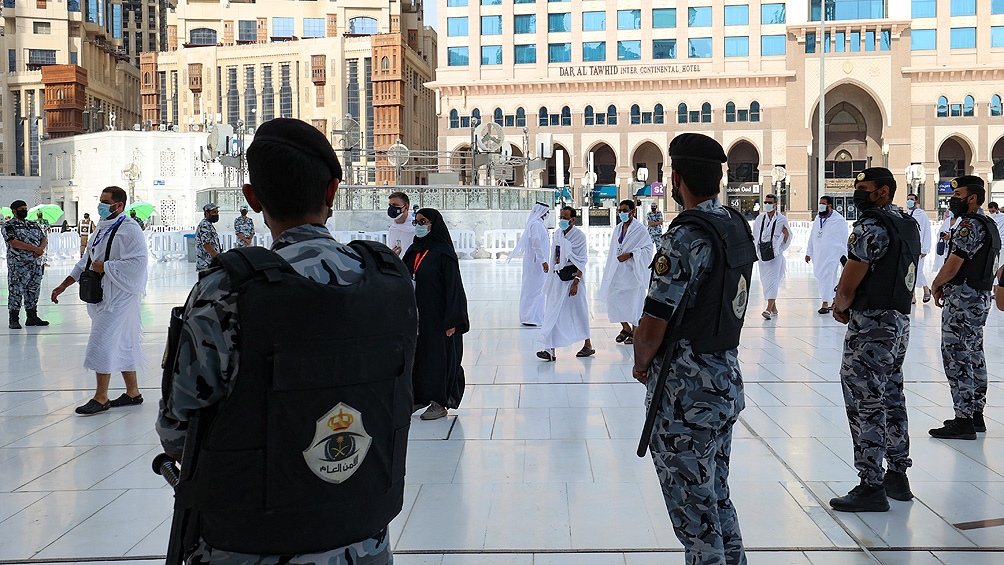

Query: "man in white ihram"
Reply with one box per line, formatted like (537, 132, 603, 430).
(599, 199, 654, 344)
(906, 192, 933, 303)
(537, 206, 594, 361)
(508, 202, 551, 327)
(805, 195, 848, 314)
(753, 193, 790, 319)
(51, 186, 149, 415)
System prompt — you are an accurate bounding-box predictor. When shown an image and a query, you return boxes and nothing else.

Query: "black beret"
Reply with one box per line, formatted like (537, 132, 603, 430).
(10, 200, 27, 209)
(951, 175, 984, 190)
(669, 133, 727, 164)
(248, 118, 343, 181)
(855, 167, 895, 184)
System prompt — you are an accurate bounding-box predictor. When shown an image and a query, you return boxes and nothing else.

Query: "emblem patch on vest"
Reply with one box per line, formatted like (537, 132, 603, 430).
(303, 402, 372, 484)
(732, 274, 749, 319)
(905, 262, 917, 291)
(654, 254, 669, 276)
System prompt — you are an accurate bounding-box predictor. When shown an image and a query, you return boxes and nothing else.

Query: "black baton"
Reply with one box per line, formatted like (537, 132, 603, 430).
(637, 294, 689, 458)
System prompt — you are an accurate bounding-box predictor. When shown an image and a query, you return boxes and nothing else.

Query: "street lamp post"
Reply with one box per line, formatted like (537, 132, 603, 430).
(817, 5, 826, 200)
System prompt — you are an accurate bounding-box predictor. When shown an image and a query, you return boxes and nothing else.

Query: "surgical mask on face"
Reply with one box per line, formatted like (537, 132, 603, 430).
(618, 212, 631, 223)
(906, 199, 915, 209)
(97, 203, 113, 219)
(387, 205, 403, 218)
(853, 189, 875, 212)
(949, 211, 955, 219)
(948, 196, 970, 218)
(209, 214, 220, 223)
(15, 208, 28, 219)
(414, 224, 430, 238)
(671, 183, 683, 207)
(558, 219, 571, 230)
(818, 204, 828, 214)
(764, 203, 775, 213)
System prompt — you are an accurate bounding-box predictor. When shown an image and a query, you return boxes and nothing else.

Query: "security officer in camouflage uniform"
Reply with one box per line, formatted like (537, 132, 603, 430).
(3, 200, 50, 329)
(633, 134, 756, 565)
(929, 175, 1001, 440)
(829, 168, 920, 512)
(233, 205, 255, 247)
(195, 202, 221, 271)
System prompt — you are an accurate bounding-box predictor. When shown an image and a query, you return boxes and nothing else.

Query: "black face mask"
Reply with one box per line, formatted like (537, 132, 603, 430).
(209, 214, 220, 223)
(241, 212, 248, 217)
(853, 189, 876, 212)
(948, 196, 971, 218)
(15, 209, 28, 219)
(671, 182, 684, 207)
(387, 205, 403, 218)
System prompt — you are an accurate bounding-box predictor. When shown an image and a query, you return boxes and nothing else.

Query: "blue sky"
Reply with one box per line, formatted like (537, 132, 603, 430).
(426, 2, 438, 30)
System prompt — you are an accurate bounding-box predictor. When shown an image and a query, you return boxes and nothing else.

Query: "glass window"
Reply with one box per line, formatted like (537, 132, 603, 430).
(112, 4, 122, 39)
(482, 45, 502, 65)
(951, 0, 976, 16)
(607, 105, 618, 126)
(962, 95, 975, 117)
(481, 16, 502, 35)
(865, 30, 876, 51)
(514, 14, 536, 34)
(653, 39, 677, 59)
(548, 13, 571, 33)
(447, 46, 469, 66)
(880, 30, 891, 50)
(584, 105, 594, 126)
(761, 3, 786, 24)
(493, 108, 504, 125)
(678, 103, 688, 124)
(617, 40, 641, 61)
(8, 49, 15, 73)
(514, 0, 534, 3)
(516, 108, 526, 126)
(950, 103, 962, 117)
(303, 18, 325, 38)
(912, 0, 936, 17)
(850, 31, 861, 52)
(538, 107, 549, 127)
(190, 27, 218, 45)
(481, 0, 501, 5)
(937, 96, 949, 117)
(725, 36, 749, 57)
(750, 101, 760, 122)
(726, 101, 737, 122)
(548, 43, 571, 62)
(583, 41, 606, 62)
(448, 17, 468, 36)
(654, 104, 664, 124)
(238, 20, 257, 42)
(701, 102, 711, 123)
(561, 106, 571, 127)
(689, 37, 713, 58)
(689, 7, 712, 27)
(631, 105, 641, 125)
(272, 17, 293, 37)
(583, 11, 606, 31)
(762, 35, 786, 55)
(951, 27, 976, 49)
(617, 10, 641, 30)
(515, 44, 536, 64)
(991, 94, 1002, 116)
(449, 109, 459, 128)
(806, 32, 816, 53)
(725, 5, 748, 26)
(348, 17, 378, 34)
(653, 8, 676, 28)
(993, 26, 1004, 48)
(835, 31, 846, 52)
(912, 29, 936, 50)
(810, 0, 885, 21)
(995, 0, 1004, 14)
(447, 0, 467, 5)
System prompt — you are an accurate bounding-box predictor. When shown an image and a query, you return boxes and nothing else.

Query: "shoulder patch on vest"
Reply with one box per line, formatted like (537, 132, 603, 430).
(732, 274, 749, 319)
(303, 402, 372, 484)
(905, 262, 917, 292)
(847, 233, 857, 246)
(654, 254, 669, 276)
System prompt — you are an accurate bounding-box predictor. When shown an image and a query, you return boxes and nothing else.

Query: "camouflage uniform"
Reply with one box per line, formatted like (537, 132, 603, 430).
(646, 209, 665, 245)
(840, 204, 912, 487)
(942, 213, 993, 418)
(645, 198, 746, 565)
(233, 215, 255, 248)
(132, 216, 145, 230)
(156, 225, 391, 565)
(3, 217, 47, 312)
(195, 218, 221, 271)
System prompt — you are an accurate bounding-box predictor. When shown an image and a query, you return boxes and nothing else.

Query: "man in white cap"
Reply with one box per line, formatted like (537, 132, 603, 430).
(234, 205, 255, 248)
(196, 202, 221, 271)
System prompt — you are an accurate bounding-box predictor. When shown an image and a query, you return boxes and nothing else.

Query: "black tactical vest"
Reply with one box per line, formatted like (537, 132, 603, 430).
(665, 207, 757, 354)
(175, 242, 417, 555)
(851, 209, 921, 315)
(949, 213, 1001, 291)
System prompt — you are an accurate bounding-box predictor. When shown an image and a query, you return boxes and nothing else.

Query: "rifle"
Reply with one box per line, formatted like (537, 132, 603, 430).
(636, 294, 690, 458)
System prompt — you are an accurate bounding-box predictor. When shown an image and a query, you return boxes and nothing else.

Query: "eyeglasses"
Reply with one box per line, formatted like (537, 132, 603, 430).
(412, 219, 430, 226)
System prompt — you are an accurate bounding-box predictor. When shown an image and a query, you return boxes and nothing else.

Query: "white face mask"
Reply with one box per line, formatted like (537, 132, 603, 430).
(818, 204, 828, 213)
(764, 203, 775, 213)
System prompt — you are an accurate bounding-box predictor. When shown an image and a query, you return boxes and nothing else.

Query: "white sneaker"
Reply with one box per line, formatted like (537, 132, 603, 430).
(420, 401, 448, 420)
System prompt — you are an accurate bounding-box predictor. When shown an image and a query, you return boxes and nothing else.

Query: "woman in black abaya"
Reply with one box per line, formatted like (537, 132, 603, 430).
(403, 208, 469, 420)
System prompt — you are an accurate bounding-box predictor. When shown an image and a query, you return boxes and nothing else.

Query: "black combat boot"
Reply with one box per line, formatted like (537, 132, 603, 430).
(882, 470, 913, 501)
(830, 483, 889, 512)
(973, 412, 986, 433)
(24, 308, 49, 327)
(929, 418, 977, 440)
(8, 311, 21, 330)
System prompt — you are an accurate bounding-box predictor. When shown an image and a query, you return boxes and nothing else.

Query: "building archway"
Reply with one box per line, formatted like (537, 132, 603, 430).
(992, 136, 1004, 181)
(500, 144, 525, 187)
(583, 142, 618, 204)
(936, 136, 975, 215)
(727, 141, 761, 219)
(631, 141, 664, 188)
(545, 143, 572, 188)
(451, 143, 472, 185)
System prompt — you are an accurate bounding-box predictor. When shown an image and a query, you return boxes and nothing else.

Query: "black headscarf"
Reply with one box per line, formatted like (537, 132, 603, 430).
(404, 208, 458, 263)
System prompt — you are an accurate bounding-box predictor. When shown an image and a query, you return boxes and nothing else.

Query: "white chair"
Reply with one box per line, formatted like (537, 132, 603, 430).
(451, 229, 477, 259)
(482, 229, 523, 259)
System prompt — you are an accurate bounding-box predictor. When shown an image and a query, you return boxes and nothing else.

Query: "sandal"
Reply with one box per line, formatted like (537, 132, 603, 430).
(624, 335, 634, 344)
(761, 311, 772, 320)
(923, 291, 931, 303)
(575, 347, 595, 358)
(615, 330, 631, 343)
(536, 350, 556, 362)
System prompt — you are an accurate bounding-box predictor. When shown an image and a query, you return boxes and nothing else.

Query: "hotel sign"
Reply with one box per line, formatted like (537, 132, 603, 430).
(556, 64, 702, 78)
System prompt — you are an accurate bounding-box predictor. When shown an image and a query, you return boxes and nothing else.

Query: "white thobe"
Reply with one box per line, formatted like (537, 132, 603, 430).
(598, 219, 654, 324)
(387, 218, 415, 259)
(988, 212, 1004, 244)
(540, 226, 590, 350)
(514, 220, 550, 326)
(907, 207, 932, 288)
(932, 216, 958, 271)
(805, 211, 848, 303)
(69, 215, 149, 373)
(753, 212, 791, 300)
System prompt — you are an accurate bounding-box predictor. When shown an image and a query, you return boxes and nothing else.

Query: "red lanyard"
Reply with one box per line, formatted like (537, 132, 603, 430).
(413, 250, 430, 274)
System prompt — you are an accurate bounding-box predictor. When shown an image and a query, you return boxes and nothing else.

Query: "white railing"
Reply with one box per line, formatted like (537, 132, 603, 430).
(147, 232, 189, 262)
(46, 233, 80, 260)
(452, 229, 477, 259)
(483, 229, 522, 259)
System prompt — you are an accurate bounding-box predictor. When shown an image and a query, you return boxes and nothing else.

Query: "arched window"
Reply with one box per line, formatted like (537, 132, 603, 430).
(143, 72, 152, 84)
(494, 107, 504, 125)
(561, 106, 571, 126)
(701, 102, 712, 123)
(449, 109, 459, 129)
(725, 101, 736, 123)
(749, 101, 760, 122)
(678, 103, 688, 124)
(937, 96, 949, 118)
(348, 17, 379, 35)
(963, 95, 975, 117)
(654, 104, 664, 125)
(516, 107, 526, 127)
(539, 107, 548, 127)
(189, 28, 218, 45)
(607, 105, 618, 125)
(472, 108, 481, 124)
(992, 95, 1003, 117)
(381, 56, 390, 69)
(584, 105, 594, 126)
(630, 104, 641, 125)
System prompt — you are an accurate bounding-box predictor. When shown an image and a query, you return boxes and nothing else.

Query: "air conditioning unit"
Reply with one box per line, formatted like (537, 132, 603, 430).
(132, 123, 141, 131)
(191, 124, 201, 131)
(158, 124, 167, 131)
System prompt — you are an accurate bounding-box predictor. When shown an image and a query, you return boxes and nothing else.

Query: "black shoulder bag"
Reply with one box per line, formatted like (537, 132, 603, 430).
(758, 216, 778, 261)
(79, 218, 124, 304)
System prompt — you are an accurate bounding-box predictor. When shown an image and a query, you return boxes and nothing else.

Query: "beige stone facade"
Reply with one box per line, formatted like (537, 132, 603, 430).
(145, 0, 437, 184)
(429, 0, 1004, 219)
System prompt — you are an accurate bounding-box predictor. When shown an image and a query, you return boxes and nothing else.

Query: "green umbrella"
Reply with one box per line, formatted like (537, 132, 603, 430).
(0, 206, 11, 219)
(125, 202, 156, 221)
(28, 204, 63, 224)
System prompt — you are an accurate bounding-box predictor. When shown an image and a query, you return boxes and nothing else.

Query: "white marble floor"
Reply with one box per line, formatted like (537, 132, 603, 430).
(1, 255, 1003, 565)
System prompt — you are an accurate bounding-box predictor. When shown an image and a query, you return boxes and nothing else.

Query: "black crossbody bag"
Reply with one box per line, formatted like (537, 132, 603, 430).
(758, 216, 778, 261)
(79, 219, 124, 304)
